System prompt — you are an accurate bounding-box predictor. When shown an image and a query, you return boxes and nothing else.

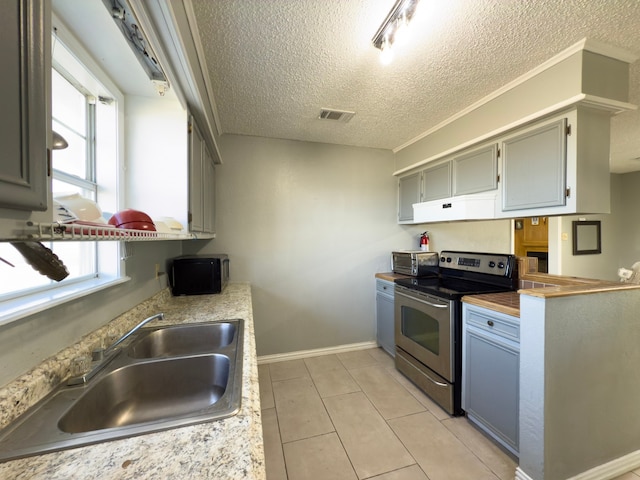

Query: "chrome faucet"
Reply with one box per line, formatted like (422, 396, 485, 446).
(68, 313, 165, 386)
(102, 312, 165, 356)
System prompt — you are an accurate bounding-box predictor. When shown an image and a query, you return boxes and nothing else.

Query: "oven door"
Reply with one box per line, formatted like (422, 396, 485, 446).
(394, 286, 454, 381)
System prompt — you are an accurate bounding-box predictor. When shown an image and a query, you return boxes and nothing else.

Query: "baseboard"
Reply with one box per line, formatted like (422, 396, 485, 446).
(567, 449, 640, 480)
(515, 468, 534, 480)
(257, 341, 379, 365)
(515, 449, 640, 480)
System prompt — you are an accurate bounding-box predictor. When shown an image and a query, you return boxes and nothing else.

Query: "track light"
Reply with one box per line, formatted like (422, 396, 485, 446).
(371, 0, 421, 64)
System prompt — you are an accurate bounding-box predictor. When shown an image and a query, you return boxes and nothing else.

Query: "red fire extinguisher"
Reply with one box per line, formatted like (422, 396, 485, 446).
(420, 231, 430, 251)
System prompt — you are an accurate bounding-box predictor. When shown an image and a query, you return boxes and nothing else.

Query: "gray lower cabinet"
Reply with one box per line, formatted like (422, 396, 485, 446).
(462, 303, 519, 457)
(375, 279, 395, 356)
(0, 0, 50, 212)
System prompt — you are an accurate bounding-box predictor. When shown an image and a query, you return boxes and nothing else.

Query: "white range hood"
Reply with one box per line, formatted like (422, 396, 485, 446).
(413, 192, 497, 223)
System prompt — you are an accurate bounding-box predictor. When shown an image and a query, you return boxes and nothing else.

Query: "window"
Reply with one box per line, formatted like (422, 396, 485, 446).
(0, 27, 125, 324)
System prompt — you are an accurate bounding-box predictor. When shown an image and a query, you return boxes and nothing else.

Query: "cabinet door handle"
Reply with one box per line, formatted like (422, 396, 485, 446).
(383, 286, 387, 290)
(487, 320, 494, 327)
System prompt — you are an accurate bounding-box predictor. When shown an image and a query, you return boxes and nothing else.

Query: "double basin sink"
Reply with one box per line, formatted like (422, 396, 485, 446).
(0, 318, 244, 462)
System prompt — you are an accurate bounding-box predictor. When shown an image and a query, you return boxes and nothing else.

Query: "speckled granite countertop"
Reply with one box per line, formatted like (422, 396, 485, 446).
(0, 283, 265, 480)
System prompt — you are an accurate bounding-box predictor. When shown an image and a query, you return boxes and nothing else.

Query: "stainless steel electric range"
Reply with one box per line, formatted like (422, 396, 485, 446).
(394, 251, 518, 415)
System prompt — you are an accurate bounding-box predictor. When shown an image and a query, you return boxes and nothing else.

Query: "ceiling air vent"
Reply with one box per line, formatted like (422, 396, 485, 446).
(318, 108, 355, 123)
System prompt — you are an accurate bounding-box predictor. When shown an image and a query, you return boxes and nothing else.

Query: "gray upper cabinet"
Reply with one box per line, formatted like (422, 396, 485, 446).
(0, 0, 50, 212)
(202, 146, 216, 234)
(453, 144, 498, 196)
(422, 161, 451, 202)
(189, 118, 205, 233)
(502, 118, 567, 211)
(189, 117, 216, 234)
(398, 172, 421, 223)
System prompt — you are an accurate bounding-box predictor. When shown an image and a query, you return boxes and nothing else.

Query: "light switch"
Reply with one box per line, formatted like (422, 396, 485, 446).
(561, 233, 569, 241)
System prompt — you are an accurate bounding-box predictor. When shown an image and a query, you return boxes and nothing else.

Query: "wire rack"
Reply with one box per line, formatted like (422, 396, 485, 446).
(5, 222, 207, 242)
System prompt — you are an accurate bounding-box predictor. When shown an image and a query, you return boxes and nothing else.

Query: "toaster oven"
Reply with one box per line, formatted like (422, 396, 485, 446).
(391, 251, 439, 276)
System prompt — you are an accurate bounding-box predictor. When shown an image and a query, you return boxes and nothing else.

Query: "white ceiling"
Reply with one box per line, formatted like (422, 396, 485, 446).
(189, 0, 640, 173)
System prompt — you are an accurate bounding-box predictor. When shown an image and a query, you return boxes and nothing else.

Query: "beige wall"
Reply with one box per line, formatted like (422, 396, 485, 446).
(189, 135, 409, 356)
(619, 171, 640, 267)
(548, 174, 624, 281)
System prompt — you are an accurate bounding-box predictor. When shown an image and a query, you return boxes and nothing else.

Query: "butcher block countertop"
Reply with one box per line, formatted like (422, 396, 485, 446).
(0, 284, 265, 480)
(375, 272, 412, 282)
(519, 273, 640, 298)
(463, 292, 521, 317)
(463, 273, 640, 316)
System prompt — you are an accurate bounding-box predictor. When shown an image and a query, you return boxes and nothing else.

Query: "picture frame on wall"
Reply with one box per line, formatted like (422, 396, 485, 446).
(572, 220, 601, 255)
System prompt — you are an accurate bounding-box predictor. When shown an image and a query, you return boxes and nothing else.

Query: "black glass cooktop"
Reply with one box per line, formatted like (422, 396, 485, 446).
(395, 275, 515, 300)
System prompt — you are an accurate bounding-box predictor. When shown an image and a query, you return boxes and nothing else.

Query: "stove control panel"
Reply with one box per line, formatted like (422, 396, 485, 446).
(439, 251, 516, 277)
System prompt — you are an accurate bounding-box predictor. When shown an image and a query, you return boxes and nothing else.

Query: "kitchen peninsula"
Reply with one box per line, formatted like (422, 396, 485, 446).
(0, 283, 265, 480)
(463, 273, 640, 480)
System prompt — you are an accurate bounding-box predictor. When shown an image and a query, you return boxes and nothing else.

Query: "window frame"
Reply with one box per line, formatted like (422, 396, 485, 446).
(0, 14, 128, 327)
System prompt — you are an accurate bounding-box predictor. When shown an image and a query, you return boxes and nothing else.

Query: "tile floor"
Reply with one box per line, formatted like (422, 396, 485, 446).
(259, 347, 518, 480)
(259, 347, 640, 480)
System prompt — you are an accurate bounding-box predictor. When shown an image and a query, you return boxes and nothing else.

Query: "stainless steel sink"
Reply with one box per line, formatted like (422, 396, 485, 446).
(59, 354, 230, 433)
(0, 319, 243, 463)
(128, 322, 236, 358)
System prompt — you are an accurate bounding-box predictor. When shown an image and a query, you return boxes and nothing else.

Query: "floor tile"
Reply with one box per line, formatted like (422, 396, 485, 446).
(269, 359, 309, 382)
(612, 473, 640, 480)
(323, 391, 415, 479)
(367, 347, 396, 369)
(261, 408, 287, 480)
(368, 464, 429, 480)
(273, 376, 334, 443)
(310, 368, 361, 398)
(389, 411, 499, 480)
(443, 416, 517, 480)
(337, 350, 380, 370)
(304, 354, 344, 375)
(258, 364, 275, 410)
(349, 365, 425, 419)
(385, 367, 452, 421)
(283, 432, 358, 480)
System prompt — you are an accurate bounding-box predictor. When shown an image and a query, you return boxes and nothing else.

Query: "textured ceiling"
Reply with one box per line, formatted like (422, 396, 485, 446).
(191, 0, 640, 173)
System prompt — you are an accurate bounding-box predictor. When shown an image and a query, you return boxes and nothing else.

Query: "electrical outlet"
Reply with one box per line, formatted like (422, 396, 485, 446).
(561, 233, 569, 241)
(155, 263, 160, 278)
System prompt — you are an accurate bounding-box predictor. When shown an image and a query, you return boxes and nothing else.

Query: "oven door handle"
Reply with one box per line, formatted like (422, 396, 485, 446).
(396, 290, 449, 309)
(422, 370, 449, 388)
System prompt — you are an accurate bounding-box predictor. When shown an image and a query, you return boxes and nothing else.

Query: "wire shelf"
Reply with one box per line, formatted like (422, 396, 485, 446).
(3, 222, 207, 242)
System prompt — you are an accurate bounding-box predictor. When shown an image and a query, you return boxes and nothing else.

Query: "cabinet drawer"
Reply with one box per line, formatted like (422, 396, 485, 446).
(464, 305, 519, 342)
(376, 279, 394, 296)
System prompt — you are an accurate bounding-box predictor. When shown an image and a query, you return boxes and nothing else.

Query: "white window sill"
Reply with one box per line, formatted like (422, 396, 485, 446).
(0, 276, 131, 327)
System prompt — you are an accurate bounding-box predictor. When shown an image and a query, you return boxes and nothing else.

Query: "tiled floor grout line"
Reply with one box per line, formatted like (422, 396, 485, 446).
(343, 365, 428, 480)
(303, 359, 363, 480)
(271, 398, 289, 479)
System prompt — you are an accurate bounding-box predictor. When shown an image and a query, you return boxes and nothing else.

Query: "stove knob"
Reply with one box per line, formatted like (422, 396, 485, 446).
(446, 257, 452, 263)
(488, 261, 496, 268)
(498, 262, 505, 269)
(440, 256, 446, 263)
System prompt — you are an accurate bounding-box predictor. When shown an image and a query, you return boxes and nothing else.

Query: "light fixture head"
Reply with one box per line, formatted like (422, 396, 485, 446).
(380, 37, 394, 65)
(372, 0, 420, 62)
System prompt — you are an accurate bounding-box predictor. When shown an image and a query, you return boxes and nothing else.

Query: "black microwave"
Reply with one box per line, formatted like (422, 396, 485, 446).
(170, 254, 229, 295)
